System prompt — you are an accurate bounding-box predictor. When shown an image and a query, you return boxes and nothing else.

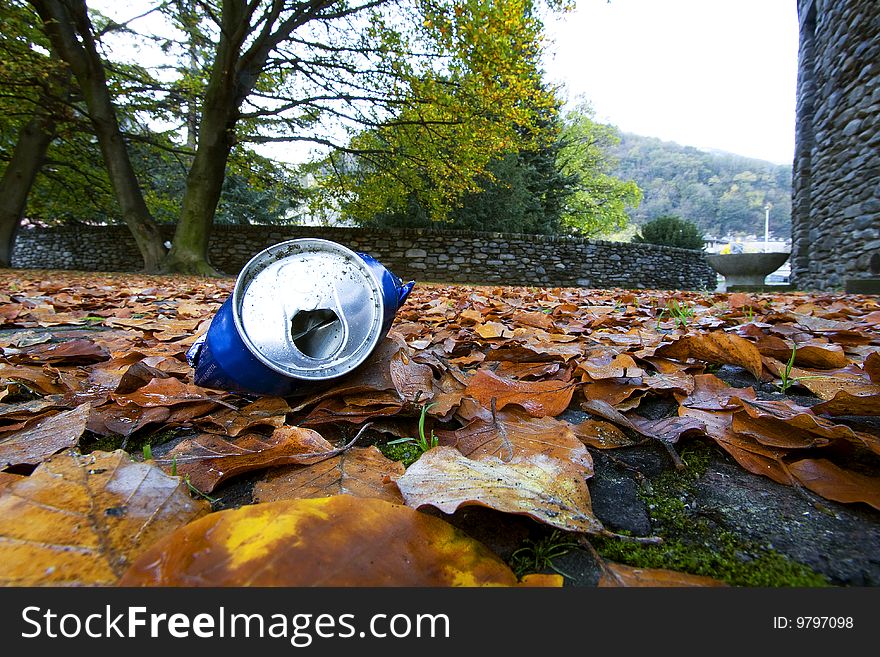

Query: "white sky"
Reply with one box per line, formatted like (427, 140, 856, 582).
(93, 0, 800, 166)
(541, 0, 800, 164)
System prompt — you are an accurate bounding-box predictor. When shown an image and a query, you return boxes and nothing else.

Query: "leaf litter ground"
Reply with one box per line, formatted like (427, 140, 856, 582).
(1, 270, 878, 586)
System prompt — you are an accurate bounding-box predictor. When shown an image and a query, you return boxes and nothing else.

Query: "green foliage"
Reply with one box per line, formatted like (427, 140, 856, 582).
(556, 102, 642, 236)
(381, 401, 440, 467)
(509, 530, 579, 579)
(657, 298, 694, 329)
(633, 214, 704, 250)
(308, 1, 573, 232)
(610, 133, 792, 238)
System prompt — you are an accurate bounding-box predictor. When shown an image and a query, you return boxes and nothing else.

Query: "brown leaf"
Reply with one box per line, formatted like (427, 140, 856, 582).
(678, 406, 791, 485)
(8, 338, 110, 365)
(787, 459, 880, 510)
(570, 419, 639, 449)
(677, 373, 755, 410)
(463, 368, 575, 417)
(0, 471, 24, 494)
(655, 331, 765, 380)
(111, 376, 223, 407)
(0, 404, 90, 468)
(254, 446, 405, 504)
(0, 363, 72, 395)
(598, 562, 728, 587)
(442, 409, 593, 472)
(396, 446, 603, 534)
(0, 449, 209, 585)
(159, 426, 336, 493)
(475, 321, 513, 339)
(118, 496, 556, 586)
(194, 396, 292, 436)
(114, 360, 172, 394)
(762, 358, 880, 401)
(88, 403, 172, 437)
(865, 351, 880, 383)
(811, 390, 880, 416)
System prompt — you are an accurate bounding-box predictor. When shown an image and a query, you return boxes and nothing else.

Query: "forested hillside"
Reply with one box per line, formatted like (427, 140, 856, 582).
(609, 133, 793, 238)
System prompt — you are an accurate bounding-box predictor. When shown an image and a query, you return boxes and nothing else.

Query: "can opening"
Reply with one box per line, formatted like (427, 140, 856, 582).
(290, 308, 344, 360)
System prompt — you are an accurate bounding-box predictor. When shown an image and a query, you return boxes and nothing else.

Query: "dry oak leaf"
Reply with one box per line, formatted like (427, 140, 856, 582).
(598, 562, 728, 587)
(0, 403, 90, 468)
(253, 445, 405, 505)
(159, 426, 336, 493)
(0, 449, 209, 585)
(786, 459, 880, 511)
(463, 368, 575, 418)
(118, 495, 560, 587)
(654, 331, 765, 381)
(396, 446, 603, 534)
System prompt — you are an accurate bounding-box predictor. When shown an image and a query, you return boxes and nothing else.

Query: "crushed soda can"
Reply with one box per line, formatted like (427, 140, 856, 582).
(186, 238, 415, 396)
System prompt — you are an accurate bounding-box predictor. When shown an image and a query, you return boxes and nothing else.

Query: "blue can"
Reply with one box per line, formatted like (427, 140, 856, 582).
(186, 238, 415, 396)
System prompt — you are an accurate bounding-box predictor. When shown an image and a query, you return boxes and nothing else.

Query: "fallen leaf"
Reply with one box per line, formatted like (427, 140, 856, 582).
(811, 390, 880, 416)
(0, 404, 90, 468)
(655, 331, 765, 381)
(0, 449, 209, 585)
(159, 426, 336, 493)
(111, 376, 224, 407)
(570, 419, 639, 449)
(254, 446, 405, 504)
(441, 409, 593, 472)
(598, 561, 728, 587)
(8, 338, 110, 365)
(118, 495, 554, 586)
(787, 459, 880, 511)
(396, 446, 603, 534)
(463, 368, 575, 418)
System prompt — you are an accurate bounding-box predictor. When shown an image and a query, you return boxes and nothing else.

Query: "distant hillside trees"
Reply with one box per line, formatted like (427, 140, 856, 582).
(609, 133, 792, 238)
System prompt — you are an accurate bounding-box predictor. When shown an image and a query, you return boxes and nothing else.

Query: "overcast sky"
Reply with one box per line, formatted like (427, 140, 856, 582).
(541, 0, 800, 165)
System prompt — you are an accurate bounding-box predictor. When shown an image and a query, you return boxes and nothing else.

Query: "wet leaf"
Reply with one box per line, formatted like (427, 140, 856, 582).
(441, 409, 593, 471)
(254, 446, 405, 504)
(655, 331, 765, 380)
(463, 368, 575, 417)
(159, 426, 336, 493)
(194, 396, 292, 436)
(118, 496, 556, 586)
(0, 449, 209, 585)
(6, 338, 110, 365)
(111, 376, 224, 408)
(0, 404, 90, 468)
(396, 446, 603, 534)
(811, 390, 880, 416)
(598, 562, 728, 587)
(787, 459, 880, 511)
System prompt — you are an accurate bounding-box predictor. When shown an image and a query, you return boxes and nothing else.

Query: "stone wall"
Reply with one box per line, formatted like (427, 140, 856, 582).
(792, 0, 880, 290)
(11, 225, 716, 290)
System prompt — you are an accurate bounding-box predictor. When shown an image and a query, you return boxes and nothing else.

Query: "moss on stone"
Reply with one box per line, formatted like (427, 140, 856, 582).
(593, 440, 831, 587)
(377, 441, 422, 468)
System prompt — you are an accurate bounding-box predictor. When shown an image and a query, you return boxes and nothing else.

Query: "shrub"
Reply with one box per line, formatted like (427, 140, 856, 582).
(632, 215, 705, 250)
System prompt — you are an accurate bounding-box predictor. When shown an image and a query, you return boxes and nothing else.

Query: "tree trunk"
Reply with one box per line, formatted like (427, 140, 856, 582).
(0, 109, 57, 268)
(29, 0, 167, 272)
(162, 2, 245, 276)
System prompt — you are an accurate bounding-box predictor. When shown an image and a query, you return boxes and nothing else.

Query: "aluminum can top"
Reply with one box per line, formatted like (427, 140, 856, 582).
(231, 238, 387, 381)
